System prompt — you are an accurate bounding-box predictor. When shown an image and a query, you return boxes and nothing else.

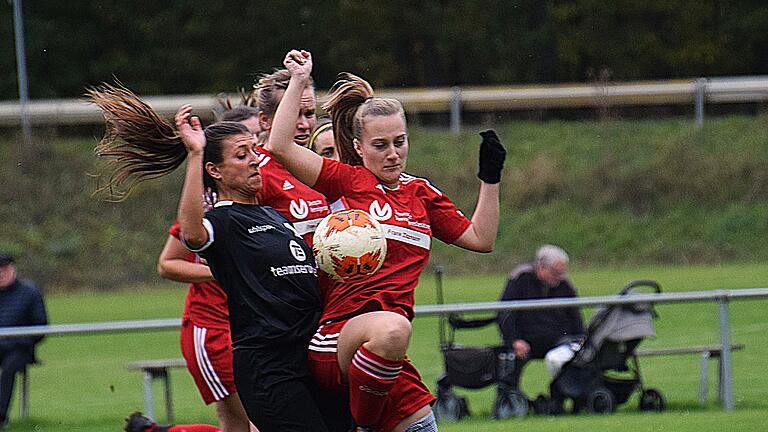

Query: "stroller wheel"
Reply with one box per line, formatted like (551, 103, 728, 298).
(492, 389, 529, 419)
(586, 387, 615, 414)
(434, 391, 470, 422)
(639, 388, 665, 412)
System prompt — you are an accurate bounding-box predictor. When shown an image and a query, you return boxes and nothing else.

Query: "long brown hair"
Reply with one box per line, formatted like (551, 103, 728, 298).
(86, 83, 250, 200)
(322, 73, 405, 166)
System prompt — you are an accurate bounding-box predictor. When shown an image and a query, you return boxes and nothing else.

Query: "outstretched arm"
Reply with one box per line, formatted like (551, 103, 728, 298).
(158, 235, 215, 283)
(266, 49, 324, 187)
(453, 130, 506, 252)
(175, 105, 209, 249)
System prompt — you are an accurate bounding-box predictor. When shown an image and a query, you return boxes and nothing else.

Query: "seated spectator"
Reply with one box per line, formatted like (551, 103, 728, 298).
(497, 245, 585, 390)
(0, 254, 48, 429)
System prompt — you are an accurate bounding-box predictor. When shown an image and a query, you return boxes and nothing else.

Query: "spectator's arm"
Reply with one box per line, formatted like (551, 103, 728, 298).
(497, 277, 522, 346)
(27, 283, 48, 345)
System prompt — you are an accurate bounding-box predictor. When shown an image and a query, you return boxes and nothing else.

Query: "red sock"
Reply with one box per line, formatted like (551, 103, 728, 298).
(165, 425, 222, 432)
(348, 345, 403, 427)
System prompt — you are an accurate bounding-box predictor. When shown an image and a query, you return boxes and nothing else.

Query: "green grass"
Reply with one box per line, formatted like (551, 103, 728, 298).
(5, 263, 767, 431)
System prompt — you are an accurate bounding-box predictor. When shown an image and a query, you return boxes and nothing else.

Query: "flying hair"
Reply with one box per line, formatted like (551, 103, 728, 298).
(86, 82, 250, 201)
(86, 82, 185, 200)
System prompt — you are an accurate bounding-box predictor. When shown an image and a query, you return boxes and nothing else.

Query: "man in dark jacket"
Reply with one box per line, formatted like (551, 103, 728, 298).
(0, 254, 47, 428)
(497, 245, 584, 390)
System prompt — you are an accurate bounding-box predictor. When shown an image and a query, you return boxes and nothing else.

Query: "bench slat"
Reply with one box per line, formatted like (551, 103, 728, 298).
(637, 344, 744, 357)
(126, 359, 187, 370)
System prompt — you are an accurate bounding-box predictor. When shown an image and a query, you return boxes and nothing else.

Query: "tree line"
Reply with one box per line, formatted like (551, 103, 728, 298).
(1, 0, 767, 100)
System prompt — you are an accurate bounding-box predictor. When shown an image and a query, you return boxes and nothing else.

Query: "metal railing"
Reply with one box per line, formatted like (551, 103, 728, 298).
(1, 287, 767, 411)
(0, 76, 766, 131)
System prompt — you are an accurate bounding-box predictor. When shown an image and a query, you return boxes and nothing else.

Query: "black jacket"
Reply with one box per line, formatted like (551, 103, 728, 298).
(497, 263, 584, 356)
(0, 278, 48, 362)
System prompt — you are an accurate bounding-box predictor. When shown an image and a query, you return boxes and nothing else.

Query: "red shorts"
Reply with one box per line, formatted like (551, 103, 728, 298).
(180, 320, 237, 404)
(308, 320, 436, 432)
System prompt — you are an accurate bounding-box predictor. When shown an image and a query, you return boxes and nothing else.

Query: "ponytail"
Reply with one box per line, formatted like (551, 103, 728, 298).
(322, 73, 405, 166)
(86, 83, 185, 200)
(87, 83, 250, 201)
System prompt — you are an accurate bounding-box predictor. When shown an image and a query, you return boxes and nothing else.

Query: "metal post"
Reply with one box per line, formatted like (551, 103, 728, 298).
(450, 86, 462, 135)
(716, 297, 734, 411)
(435, 266, 446, 347)
(19, 366, 29, 418)
(12, 0, 31, 145)
(143, 371, 155, 420)
(699, 351, 710, 405)
(694, 77, 707, 128)
(163, 371, 173, 422)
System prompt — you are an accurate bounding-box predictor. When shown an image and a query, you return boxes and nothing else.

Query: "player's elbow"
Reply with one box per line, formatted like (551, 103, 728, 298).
(476, 243, 494, 253)
(157, 260, 171, 279)
(473, 237, 495, 253)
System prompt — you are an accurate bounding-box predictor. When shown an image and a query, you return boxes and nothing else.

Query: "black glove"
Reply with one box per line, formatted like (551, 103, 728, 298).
(478, 129, 506, 184)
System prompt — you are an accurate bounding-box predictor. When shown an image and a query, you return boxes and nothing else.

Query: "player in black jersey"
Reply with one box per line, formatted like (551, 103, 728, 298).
(171, 107, 328, 432)
(89, 84, 350, 432)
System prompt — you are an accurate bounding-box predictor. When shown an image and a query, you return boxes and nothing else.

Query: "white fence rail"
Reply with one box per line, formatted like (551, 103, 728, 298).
(1, 287, 767, 411)
(1, 76, 766, 130)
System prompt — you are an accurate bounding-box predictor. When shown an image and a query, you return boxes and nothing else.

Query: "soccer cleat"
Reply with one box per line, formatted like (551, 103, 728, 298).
(124, 412, 155, 432)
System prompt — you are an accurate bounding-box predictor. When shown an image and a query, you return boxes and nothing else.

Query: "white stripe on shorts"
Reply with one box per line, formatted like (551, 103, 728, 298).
(308, 328, 339, 353)
(194, 326, 229, 400)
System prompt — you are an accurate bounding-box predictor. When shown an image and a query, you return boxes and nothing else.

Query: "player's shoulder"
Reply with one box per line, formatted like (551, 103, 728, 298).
(398, 173, 445, 197)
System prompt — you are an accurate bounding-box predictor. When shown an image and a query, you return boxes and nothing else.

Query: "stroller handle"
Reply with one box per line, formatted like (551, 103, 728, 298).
(619, 279, 662, 295)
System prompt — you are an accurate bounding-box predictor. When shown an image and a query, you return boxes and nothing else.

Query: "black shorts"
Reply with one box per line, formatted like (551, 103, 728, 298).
(233, 346, 331, 432)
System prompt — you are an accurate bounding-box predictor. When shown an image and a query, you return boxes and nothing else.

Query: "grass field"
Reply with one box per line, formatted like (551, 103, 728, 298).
(5, 263, 768, 432)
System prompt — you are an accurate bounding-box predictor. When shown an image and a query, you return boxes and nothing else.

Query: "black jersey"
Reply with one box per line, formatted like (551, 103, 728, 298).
(191, 201, 322, 350)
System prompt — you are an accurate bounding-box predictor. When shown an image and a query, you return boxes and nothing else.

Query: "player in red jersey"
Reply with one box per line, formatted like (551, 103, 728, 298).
(268, 51, 505, 432)
(308, 119, 338, 161)
(158, 224, 256, 432)
(252, 69, 333, 245)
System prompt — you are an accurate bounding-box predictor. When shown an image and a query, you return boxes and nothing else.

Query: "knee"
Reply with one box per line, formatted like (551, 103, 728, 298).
(367, 314, 412, 358)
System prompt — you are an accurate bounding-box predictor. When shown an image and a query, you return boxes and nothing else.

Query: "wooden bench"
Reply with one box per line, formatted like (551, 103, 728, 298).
(126, 359, 187, 422)
(637, 344, 744, 405)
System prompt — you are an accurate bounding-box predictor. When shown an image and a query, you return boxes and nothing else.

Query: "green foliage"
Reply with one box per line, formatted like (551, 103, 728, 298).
(2, 1, 768, 98)
(3, 115, 768, 290)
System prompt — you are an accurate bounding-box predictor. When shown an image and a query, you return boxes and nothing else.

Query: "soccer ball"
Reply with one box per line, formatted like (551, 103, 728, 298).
(313, 209, 387, 281)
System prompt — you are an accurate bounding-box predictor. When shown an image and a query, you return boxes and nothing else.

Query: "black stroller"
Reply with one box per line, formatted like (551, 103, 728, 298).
(432, 267, 529, 422)
(538, 279, 666, 414)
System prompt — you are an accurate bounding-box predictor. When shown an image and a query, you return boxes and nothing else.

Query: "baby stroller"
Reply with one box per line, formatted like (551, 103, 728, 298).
(537, 280, 666, 415)
(432, 267, 529, 422)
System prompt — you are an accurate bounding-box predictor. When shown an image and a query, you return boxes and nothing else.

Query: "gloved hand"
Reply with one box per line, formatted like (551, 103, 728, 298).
(477, 129, 506, 184)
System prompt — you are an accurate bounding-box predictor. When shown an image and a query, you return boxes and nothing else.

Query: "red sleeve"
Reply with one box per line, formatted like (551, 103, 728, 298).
(169, 222, 181, 239)
(313, 158, 359, 203)
(428, 191, 472, 244)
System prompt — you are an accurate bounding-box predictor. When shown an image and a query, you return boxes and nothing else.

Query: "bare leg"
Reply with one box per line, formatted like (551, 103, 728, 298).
(394, 407, 436, 432)
(214, 393, 258, 432)
(336, 311, 412, 427)
(337, 311, 412, 376)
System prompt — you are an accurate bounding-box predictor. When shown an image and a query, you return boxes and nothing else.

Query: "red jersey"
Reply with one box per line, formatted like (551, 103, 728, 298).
(169, 224, 229, 329)
(312, 159, 472, 322)
(256, 147, 331, 245)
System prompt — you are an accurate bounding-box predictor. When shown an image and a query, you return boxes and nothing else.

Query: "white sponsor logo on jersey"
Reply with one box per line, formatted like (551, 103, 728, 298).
(289, 240, 307, 261)
(282, 180, 294, 190)
(369, 200, 392, 221)
(289, 199, 309, 219)
(248, 225, 275, 234)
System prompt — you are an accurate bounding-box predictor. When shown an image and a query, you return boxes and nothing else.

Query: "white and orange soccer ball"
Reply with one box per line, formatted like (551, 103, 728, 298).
(313, 209, 387, 281)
